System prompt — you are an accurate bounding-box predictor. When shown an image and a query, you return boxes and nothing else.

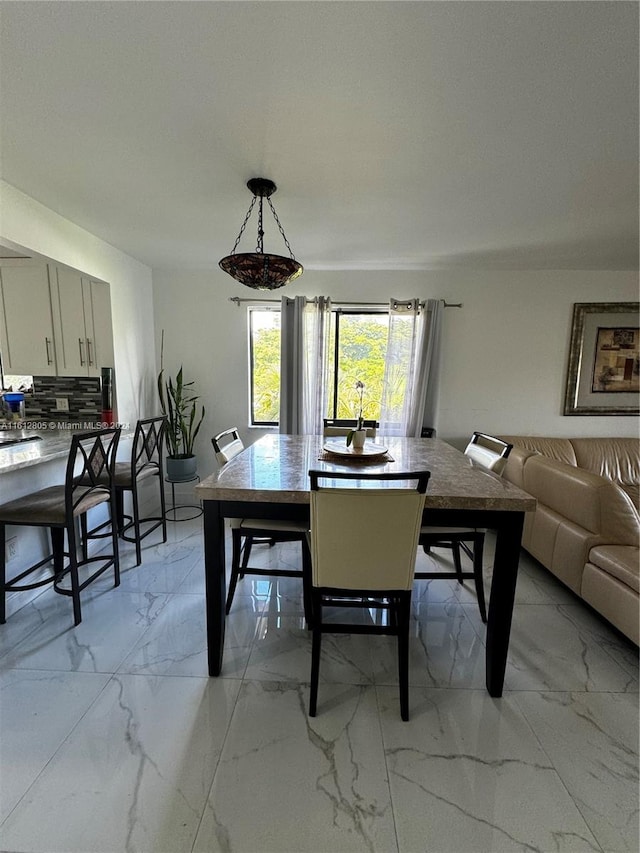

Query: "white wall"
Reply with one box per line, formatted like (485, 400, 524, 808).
(3, 178, 635, 458)
(0, 181, 157, 426)
(153, 266, 639, 477)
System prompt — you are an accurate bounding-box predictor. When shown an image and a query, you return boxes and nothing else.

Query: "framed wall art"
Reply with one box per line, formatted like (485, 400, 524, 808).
(564, 302, 640, 415)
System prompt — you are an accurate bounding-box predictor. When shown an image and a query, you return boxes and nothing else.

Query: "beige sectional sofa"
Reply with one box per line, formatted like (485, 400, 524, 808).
(499, 436, 639, 645)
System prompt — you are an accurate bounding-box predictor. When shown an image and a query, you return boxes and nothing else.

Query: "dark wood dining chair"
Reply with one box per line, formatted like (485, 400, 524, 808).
(322, 418, 378, 437)
(212, 427, 311, 619)
(417, 432, 512, 622)
(308, 468, 430, 721)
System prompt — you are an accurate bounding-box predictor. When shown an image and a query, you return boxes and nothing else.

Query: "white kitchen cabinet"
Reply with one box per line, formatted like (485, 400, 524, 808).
(85, 278, 114, 374)
(0, 264, 57, 375)
(50, 266, 114, 377)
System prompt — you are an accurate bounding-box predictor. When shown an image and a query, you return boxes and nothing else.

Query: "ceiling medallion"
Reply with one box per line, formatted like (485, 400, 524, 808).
(219, 177, 303, 291)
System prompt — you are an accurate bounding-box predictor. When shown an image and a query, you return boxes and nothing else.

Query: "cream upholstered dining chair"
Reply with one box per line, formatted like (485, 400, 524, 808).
(212, 428, 311, 617)
(308, 468, 430, 721)
(322, 418, 378, 438)
(417, 432, 512, 622)
(0, 427, 121, 626)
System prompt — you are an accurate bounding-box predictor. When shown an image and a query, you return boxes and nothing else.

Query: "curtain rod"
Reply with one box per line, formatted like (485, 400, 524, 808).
(228, 297, 462, 308)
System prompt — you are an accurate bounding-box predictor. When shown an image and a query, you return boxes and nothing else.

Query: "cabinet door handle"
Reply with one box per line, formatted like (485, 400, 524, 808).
(86, 338, 94, 366)
(45, 337, 54, 365)
(78, 338, 85, 366)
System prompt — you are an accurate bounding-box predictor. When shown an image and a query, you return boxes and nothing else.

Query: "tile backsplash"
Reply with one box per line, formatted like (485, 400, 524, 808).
(25, 375, 101, 421)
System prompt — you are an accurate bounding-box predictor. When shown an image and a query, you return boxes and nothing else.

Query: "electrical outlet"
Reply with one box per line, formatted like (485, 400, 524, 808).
(6, 537, 18, 562)
(55, 397, 69, 411)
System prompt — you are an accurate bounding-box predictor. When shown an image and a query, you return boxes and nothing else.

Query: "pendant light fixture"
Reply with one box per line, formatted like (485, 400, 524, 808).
(219, 178, 303, 291)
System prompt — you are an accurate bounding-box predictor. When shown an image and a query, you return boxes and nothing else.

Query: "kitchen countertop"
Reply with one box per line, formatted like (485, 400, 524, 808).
(0, 426, 132, 475)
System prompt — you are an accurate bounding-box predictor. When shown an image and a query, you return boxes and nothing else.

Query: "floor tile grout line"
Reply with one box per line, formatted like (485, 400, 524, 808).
(511, 689, 609, 853)
(187, 667, 261, 852)
(0, 669, 115, 831)
(374, 684, 402, 853)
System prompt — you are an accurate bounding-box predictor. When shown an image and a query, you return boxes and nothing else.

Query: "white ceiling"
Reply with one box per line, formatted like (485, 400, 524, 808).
(1, 1, 637, 271)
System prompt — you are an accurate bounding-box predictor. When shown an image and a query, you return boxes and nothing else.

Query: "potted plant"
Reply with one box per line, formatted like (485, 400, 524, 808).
(346, 380, 367, 449)
(158, 364, 205, 482)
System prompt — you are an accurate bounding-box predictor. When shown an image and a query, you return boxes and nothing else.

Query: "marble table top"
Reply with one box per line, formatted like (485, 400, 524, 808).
(196, 434, 536, 511)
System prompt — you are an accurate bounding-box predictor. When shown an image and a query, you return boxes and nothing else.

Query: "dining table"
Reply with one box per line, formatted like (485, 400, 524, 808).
(195, 434, 536, 697)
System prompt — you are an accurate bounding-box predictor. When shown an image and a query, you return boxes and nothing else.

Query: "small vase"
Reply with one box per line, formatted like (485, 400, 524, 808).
(351, 429, 367, 449)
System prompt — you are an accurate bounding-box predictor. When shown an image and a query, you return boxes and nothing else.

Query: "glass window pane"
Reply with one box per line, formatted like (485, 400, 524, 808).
(250, 309, 280, 425)
(249, 307, 391, 428)
(334, 313, 388, 421)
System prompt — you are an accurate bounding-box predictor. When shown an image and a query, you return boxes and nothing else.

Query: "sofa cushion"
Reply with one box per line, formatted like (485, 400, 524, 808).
(570, 438, 640, 487)
(587, 544, 640, 593)
(582, 561, 640, 646)
(499, 436, 577, 466)
(525, 502, 602, 593)
(601, 483, 640, 546)
(523, 456, 606, 534)
(620, 483, 640, 510)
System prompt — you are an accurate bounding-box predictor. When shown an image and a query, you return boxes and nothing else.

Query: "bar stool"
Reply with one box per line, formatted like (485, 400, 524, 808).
(0, 427, 121, 626)
(109, 417, 167, 565)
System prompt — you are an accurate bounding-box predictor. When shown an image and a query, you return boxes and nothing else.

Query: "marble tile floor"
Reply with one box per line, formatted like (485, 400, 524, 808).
(0, 518, 638, 853)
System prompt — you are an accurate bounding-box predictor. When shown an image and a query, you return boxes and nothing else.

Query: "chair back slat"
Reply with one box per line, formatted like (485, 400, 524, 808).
(322, 418, 378, 438)
(309, 470, 429, 591)
(68, 427, 120, 517)
(132, 416, 166, 478)
(212, 427, 245, 465)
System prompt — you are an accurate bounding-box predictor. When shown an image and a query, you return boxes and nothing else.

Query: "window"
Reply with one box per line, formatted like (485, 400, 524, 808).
(327, 311, 388, 421)
(248, 306, 389, 427)
(249, 308, 281, 426)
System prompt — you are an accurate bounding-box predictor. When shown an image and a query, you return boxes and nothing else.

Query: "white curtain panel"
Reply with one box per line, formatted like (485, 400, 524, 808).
(279, 295, 332, 434)
(379, 298, 443, 437)
(421, 299, 443, 434)
(302, 296, 332, 434)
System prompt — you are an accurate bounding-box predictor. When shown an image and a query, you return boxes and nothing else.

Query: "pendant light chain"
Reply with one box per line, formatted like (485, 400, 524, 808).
(230, 195, 258, 256)
(266, 197, 297, 260)
(256, 194, 264, 254)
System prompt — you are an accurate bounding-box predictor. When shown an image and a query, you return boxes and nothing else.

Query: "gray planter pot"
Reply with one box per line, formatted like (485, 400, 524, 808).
(166, 455, 197, 482)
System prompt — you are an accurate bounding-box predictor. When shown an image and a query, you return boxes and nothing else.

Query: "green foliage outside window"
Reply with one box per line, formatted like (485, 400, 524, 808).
(250, 311, 281, 424)
(250, 308, 413, 425)
(330, 314, 388, 421)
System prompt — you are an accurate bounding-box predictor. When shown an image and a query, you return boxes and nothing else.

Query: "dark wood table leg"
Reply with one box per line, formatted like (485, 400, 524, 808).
(485, 511, 525, 697)
(203, 500, 226, 676)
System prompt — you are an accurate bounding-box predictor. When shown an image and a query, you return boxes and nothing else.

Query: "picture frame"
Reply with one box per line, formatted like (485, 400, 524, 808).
(564, 302, 640, 415)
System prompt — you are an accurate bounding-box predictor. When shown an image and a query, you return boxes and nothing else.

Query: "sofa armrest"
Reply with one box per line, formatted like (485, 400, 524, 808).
(502, 446, 538, 490)
(524, 455, 639, 544)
